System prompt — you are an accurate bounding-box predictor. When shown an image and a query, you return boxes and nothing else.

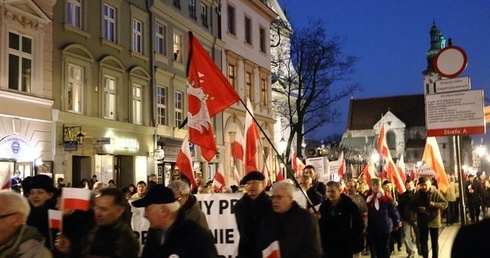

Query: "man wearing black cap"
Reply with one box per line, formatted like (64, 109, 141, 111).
(131, 184, 217, 258)
(234, 171, 273, 258)
(411, 177, 447, 258)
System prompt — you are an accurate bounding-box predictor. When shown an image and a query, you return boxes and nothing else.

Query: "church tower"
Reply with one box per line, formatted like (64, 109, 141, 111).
(423, 22, 447, 94)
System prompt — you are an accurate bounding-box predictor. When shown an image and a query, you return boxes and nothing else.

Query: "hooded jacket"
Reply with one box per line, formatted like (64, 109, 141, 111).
(0, 225, 52, 258)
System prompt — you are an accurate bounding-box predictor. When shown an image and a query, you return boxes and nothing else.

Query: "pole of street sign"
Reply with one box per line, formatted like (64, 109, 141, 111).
(455, 136, 467, 226)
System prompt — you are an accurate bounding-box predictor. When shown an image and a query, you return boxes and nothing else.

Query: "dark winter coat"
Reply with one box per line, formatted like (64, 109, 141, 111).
(182, 194, 209, 230)
(398, 190, 417, 222)
(366, 193, 400, 236)
(234, 191, 273, 258)
(319, 194, 364, 257)
(256, 201, 322, 258)
(141, 211, 217, 258)
(411, 187, 448, 228)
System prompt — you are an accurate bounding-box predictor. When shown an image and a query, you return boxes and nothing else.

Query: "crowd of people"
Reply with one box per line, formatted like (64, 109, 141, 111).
(2, 166, 489, 258)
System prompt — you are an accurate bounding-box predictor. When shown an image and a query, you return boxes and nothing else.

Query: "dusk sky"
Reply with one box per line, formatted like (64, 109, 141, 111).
(277, 0, 490, 139)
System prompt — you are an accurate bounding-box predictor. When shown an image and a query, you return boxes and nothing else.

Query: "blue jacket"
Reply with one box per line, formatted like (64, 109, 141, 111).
(367, 194, 400, 235)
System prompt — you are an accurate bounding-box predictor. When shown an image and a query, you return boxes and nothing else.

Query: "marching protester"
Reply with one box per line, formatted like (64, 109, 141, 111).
(131, 181, 147, 199)
(26, 174, 58, 249)
(366, 178, 400, 258)
(303, 165, 326, 198)
(0, 190, 52, 257)
(234, 171, 273, 258)
(411, 176, 447, 258)
(131, 184, 217, 257)
(319, 181, 364, 258)
(345, 179, 368, 258)
(55, 187, 139, 258)
(167, 179, 209, 230)
(256, 181, 322, 258)
(398, 179, 421, 258)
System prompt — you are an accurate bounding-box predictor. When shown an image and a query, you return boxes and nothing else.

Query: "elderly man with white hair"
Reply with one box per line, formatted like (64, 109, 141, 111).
(167, 180, 209, 230)
(131, 184, 217, 258)
(256, 181, 322, 258)
(0, 190, 52, 257)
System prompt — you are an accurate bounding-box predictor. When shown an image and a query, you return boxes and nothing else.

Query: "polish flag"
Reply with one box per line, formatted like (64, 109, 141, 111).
(422, 137, 450, 193)
(1, 164, 10, 190)
(176, 134, 197, 188)
(396, 154, 407, 183)
(244, 98, 259, 172)
(48, 209, 62, 230)
(186, 32, 240, 161)
(361, 161, 377, 183)
(61, 188, 92, 211)
(337, 151, 346, 179)
(213, 163, 226, 192)
(289, 147, 299, 177)
(386, 159, 406, 194)
(262, 240, 281, 258)
(275, 157, 285, 182)
(232, 130, 245, 161)
(232, 166, 241, 185)
(376, 124, 391, 159)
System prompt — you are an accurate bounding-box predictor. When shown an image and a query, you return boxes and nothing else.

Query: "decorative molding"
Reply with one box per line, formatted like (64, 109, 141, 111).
(5, 10, 39, 29)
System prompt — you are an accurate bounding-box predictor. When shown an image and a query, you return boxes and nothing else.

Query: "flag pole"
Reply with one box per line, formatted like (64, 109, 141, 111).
(238, 98, 316, 211)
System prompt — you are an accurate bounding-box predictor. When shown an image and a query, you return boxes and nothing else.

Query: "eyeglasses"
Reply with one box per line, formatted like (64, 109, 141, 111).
(0, 212, 17, 220)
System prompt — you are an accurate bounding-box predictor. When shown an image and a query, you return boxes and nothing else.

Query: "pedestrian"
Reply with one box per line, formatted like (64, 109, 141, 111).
(0, 190, 52, 257)
(366, 178, 401, 258)
(257, 181, 322, 258)
(346, 179, 368, 258)
(10, 171, 22, 193)
(411, 176, 447, 258)
(131, 181, 147, 199)
(131, 184, 218, 258)
(55, 187, 139, 257)
(234, 171, 273, 258)
(398, 179, 421, 258)
(319, 181, 364, 258)
(167, 179, 209, 230)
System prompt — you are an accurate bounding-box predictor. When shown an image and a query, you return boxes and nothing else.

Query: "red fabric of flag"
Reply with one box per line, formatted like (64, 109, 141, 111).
(376, 124, 391, 159)
(176, 134, 197, 188)
(232, 130, 245, 161)
(1, 164, 11, 190)
(422, 137, 450, 193)
(48, 209, 62, 230)
(62, 188, 91, 211)
(186, 32, 240, 161)
(213, 163, 226, 192)
(338, 151, 346, 179)
(244, 98, 259, 172)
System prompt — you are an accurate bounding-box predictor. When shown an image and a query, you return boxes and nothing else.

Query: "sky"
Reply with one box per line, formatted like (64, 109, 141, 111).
(277, 0, 490, 140)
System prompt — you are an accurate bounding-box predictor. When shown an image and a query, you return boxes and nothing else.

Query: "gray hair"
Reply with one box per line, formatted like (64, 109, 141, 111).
(0, 190, 30, 223)
(163, 201, 181, 212)
(167, 180, 190, 195)
(272, 181, 295, 197)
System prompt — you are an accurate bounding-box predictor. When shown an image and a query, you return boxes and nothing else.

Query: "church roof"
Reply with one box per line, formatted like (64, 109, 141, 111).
(347, 94, 426, 130)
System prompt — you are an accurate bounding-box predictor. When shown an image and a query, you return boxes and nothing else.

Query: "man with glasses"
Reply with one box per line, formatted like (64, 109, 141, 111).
(234, 171, 272, 258)
(167, 180, 209, 230)
(0, 190, 52, 257)
(257, 181, 322, 258)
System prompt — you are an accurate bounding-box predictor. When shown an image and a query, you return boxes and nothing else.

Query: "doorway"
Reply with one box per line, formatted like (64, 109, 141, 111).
(72, 156, 91, 188)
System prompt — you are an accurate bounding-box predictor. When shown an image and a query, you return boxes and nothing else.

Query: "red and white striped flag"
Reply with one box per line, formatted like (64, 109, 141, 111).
(213, 163, 226, 192)
(361, 161, 378, 183)
(275, 157, 285, 182)
(262, 240, 281, 258)
(62, 188, 92, 211)
(337, 151, 346, 179)
(1, 164, 11, 190)
(176, 134, 197, 188)
(48, 209, 62, 230)
(377, 124, 391, 159)
(232, 130, 245, 161)
(396, 154, 407, 183)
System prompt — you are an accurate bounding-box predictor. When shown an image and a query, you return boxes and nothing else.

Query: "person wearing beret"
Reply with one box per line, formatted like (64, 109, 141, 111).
(131, 184, 217, 258)
(26, 174, 58, 249)
(234, 171, 273, 258)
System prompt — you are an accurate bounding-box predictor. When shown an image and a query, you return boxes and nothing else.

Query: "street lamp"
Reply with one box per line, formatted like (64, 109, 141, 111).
(279, 137, 287, 156)
(62, 124, 85, 151)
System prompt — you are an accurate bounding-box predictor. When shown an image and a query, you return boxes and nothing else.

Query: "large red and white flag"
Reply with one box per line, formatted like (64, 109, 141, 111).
(176, 134, 197, 188)
(396, 154, 407, 183)
(232, 130, 245, 161)
(186, 32, 240, 161)
(262, 240, 281, 258)
(213, 163, 226, 192)
(275, 157, 285, 182)
(48, 209, 62, 230)
(386, 160, 406, 194)
(376, 124, 391, 159)
(337, 151, 346, 179)
(244, 98, 260, 172)
(422, 137, 450, 193)
(61, 188, 92, 211)
(289, 147, 299, 177)
(1, 164, 10, 190)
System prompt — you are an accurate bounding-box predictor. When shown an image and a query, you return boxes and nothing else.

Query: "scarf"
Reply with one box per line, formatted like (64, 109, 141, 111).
(366, 190, 389, 211)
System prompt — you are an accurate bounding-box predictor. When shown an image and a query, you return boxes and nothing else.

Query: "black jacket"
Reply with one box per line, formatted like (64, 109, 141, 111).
(319, 194, 364, 257)
(398, 190, 417, 222)
(142, 211, 217, 258)
(234, 191, 273, 258)
(257, 202, 322, 258)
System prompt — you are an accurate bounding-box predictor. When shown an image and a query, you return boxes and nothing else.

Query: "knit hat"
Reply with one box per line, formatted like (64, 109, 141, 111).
(29, 174, 56, 193)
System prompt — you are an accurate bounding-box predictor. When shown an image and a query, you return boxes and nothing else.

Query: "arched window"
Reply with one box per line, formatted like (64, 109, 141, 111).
(386, 131, 396, 150)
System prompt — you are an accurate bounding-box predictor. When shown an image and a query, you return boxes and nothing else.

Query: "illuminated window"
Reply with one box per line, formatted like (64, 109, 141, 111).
(132, 84, 142, 124)
(157, 86, 167, 125)
(103, 75, 116, 120)
(175, 91, 183, 127)
(173, 32, 182, 62)
(68, 64, 84, 113)
(228, 64, 236, 90)
(260, 78, 267, 107)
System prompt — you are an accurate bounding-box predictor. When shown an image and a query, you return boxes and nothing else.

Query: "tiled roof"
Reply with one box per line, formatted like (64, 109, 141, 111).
(347, 94, 426, 130)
